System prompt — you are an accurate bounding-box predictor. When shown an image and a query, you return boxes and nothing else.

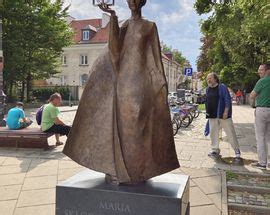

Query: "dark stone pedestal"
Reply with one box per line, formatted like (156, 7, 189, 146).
(56, 170, 190, 215)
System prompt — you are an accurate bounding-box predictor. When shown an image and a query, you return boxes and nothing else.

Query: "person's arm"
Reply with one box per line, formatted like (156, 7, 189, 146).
(250, 80, 262, 107)
(20, 110, 28, 122)
(50, 106, 64, 125)
(223, 85, 231, 119)
(250, 91, 258, 100)
(249, 91, 258, 108)
(55, 117, 65, 125)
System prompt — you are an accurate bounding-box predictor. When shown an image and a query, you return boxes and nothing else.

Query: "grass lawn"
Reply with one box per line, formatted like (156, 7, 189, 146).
(198, 104, 206, 111)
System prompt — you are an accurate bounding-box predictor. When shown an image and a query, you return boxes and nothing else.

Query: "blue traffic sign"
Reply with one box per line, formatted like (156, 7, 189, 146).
(184, 68, 193, 76)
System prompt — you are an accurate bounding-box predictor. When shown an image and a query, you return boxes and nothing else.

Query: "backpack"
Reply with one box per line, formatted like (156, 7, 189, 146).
(36, 105, 44, 125)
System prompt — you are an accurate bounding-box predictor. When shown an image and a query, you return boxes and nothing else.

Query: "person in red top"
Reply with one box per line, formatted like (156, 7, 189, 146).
(236, 89, 243, 105)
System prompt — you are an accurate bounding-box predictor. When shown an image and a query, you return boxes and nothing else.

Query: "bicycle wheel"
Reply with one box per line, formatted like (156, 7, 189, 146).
(181, 115, 191, 128)
(188, 112, 194, 123)
(194, 110, 200, 118)
(172, 119, 179, 136)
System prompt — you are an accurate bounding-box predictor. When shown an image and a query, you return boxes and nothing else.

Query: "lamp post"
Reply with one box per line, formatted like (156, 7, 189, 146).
(92, 0, 115, 6)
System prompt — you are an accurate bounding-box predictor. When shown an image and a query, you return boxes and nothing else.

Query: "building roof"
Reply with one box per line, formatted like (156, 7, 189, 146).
(70, 19, 109, 43)
(70, 18, 180, 65)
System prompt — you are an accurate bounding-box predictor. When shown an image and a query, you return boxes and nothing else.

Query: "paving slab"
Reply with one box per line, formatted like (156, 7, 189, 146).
(17, 188, 55, 208)
(191, 204, 220, 215)
(208, 193, 222, 211)
(0, 157, 7, 165)
(30, 159, 59, 168)
(58, 160, 82, 169)
(22, 175, 57, 190)
(0, 185, 22, 201)
(181, 167, 218, 179)
(193, 175, 222, 195)
(0, 164, 29, 175)
(0, 173, 26, 186)
(26, 166, 58, 178)
(57, 167, 85, 181)
(14, 204, 55, 215)
(0, 200, 17, 215)
(178, 152, 191, 161)
(2, 157, 32, 167)
(190, 187, 212, 207)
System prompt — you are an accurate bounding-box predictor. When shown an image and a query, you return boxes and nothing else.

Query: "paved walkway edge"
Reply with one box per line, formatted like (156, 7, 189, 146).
(221, 171, 228, 215)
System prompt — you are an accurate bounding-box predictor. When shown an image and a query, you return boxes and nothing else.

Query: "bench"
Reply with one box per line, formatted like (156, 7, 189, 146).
(0, 127, 54, 149)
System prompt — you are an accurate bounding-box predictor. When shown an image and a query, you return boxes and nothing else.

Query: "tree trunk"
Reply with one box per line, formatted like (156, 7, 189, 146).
(20, 81, 25, 102)
(8, 80, 13, 102)
(26, 75, 32, 102)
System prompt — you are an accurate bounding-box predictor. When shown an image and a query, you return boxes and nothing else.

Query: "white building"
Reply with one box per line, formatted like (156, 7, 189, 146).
(46, 14, 183, 98)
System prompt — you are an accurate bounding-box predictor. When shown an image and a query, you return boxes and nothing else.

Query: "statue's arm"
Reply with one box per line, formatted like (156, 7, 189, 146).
(109, 14, 121, 71)
(98, 3, 120, 72)
(150, 23, 168, 92)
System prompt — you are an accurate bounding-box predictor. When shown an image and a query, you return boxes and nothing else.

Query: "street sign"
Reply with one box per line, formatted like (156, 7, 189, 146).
(184, 68, 193, 76)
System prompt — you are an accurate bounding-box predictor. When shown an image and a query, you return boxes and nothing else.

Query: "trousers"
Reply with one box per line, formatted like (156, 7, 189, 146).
(44, 124, 71, 137)
(255, 107, 270, 166)
(209, 118, 240, 152)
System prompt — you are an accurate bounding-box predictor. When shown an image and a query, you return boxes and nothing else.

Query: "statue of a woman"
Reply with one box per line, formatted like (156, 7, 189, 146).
(63, 0, 180, 184)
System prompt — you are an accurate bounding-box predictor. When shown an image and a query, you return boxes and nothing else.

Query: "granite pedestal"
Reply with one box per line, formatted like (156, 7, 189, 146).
(56, 170, 190, 215)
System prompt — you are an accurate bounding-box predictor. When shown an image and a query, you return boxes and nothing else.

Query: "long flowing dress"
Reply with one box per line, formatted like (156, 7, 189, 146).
(63, 15, 180, 183)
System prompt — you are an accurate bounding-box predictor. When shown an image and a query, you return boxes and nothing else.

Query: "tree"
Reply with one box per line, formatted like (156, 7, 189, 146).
(162, 44, 188, 66)
(195, 0, 270, 92)
(0, 0, 73, 101)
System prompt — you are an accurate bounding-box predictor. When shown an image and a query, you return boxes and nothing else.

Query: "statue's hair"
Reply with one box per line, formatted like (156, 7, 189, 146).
(140, 0, 147, 7)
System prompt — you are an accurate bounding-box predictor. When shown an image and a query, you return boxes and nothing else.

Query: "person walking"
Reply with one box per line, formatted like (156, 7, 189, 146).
(250, 63, 270, 170)
(41, 93, 71, 146)
(236, 89, 243, 105)
(206, 73, 241, 158)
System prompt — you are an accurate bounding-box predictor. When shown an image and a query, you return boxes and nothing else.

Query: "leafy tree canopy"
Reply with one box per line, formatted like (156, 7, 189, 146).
(195, 0, 270, 92)
(0, 0, 73, 101)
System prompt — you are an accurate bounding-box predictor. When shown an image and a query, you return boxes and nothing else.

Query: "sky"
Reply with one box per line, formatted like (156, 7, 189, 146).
(61, 0, 205, 70)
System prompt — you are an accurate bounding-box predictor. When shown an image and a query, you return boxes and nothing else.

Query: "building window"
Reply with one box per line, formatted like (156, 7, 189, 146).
(62, 55, 67, 65)
(80, 55, 88, 65)
(80, 74, 89, 86)
(82, 30, 90, 41)
(61, 76, 67, 85)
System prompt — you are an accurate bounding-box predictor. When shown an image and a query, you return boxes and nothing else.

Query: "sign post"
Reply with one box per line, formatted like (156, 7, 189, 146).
(184, 68, 193, 76)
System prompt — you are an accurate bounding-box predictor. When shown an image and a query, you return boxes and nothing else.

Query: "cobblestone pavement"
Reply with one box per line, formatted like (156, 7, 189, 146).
(0, 105, 263, 215)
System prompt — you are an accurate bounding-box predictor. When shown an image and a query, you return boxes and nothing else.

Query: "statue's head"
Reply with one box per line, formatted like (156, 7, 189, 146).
(126, 0, 147, 11)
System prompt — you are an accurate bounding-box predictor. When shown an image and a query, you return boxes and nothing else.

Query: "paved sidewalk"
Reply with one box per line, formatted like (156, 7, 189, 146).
(0, 105, 261, 215)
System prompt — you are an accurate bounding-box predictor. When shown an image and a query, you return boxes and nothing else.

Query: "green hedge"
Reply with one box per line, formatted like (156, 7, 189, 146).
(32, 87, 71, 101)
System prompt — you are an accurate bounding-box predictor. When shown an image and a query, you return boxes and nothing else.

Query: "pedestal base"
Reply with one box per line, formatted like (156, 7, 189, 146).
(56, 170, 190, 215)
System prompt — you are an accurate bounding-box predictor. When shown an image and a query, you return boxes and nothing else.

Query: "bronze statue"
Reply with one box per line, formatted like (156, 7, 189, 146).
(63, 0, 180, 185)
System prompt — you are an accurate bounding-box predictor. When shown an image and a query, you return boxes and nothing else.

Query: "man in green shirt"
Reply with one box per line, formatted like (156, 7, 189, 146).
(250, 63, 270, 170)
(41, 93, 71, 146)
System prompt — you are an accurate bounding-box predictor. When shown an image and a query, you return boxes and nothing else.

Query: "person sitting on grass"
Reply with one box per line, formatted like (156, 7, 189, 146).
(41, 93, 71, 147)
(7, 102, 33, 130)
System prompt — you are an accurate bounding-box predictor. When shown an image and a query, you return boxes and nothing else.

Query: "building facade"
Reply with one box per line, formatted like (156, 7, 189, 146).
(162, 53, 183, 92)
(47, 14, 182, 98)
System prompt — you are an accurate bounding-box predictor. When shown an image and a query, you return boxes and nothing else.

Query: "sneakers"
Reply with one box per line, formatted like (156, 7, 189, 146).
(235, 149, 241, 158)
(251, 162, 266, 170)
(208, 151, 220, 158)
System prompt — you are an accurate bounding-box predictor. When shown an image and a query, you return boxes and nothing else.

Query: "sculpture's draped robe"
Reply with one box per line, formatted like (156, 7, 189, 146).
(63, 18, 180, 183)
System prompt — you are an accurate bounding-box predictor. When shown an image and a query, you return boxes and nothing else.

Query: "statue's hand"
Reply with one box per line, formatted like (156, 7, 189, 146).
(98, 3, 116, 15)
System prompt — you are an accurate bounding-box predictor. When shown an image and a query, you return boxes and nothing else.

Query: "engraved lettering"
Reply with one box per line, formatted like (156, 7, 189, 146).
(99, 201, 131, 213)
(64, 208, 94, 215)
